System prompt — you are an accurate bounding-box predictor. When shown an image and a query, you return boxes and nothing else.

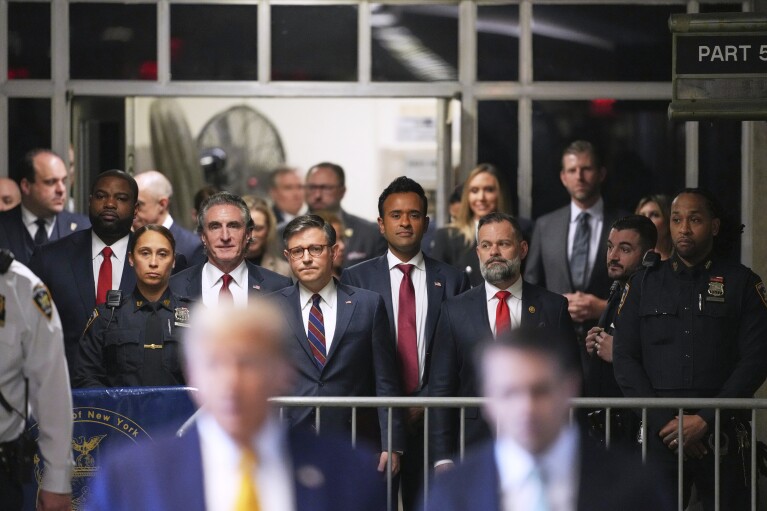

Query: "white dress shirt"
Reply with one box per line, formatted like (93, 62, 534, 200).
(387, 250, 428, 387)
(485, 278, 524, 337)
(566, 198, 604, 287)
(21, 204, 55, 239)
(495, 426, 580, 511)
(201, 260, 249, 307)
(91, 232, 130, 294)
(198, 413, 295, 511)
(299, 279, 337, 353)
(161, 214, 174, 229)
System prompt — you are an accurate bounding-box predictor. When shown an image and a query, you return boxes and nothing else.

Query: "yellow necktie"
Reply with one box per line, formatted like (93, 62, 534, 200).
(234, 448, 261, 511)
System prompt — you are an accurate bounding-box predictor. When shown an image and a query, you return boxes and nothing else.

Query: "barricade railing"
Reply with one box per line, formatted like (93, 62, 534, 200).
(268, 396, 767, 511)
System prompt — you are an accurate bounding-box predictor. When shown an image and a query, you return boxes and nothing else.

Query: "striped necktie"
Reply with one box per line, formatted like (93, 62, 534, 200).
(307, 294, 327, 368)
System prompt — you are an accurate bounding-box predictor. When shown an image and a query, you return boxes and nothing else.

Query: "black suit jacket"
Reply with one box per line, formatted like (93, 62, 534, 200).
(86, 424, 387, 511)
(428, 281, 577, 462)
(340, 253, 470, 392)
(27, 229, 136, 378)
(0, 205, 90, 265)
(168, 220, 203, 265)
(424, 434, 673, 511)
(169, 260, 292, 299)
(269, 281, 404, 451)
(339, 210, 387, 267)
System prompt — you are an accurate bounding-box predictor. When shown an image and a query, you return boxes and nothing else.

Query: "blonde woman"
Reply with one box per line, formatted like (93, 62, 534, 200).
(243, 195, 292, 278)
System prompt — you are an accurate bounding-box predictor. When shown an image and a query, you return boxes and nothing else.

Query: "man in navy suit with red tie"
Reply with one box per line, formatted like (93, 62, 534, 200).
(269, 214, 404, 477)
(29, 170, 138, 378)
(342, 176, 469, 510)
(429, 212, 578, 469)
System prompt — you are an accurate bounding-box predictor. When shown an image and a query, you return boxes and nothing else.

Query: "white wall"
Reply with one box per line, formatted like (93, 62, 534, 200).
(132, 97, 458, 222)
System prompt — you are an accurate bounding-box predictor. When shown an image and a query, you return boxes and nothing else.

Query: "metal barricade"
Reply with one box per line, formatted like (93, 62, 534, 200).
(269, 396, 767, 511)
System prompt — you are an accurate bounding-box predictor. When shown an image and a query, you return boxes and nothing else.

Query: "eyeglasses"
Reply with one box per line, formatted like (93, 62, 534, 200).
(286, 244, 331, 260)
(306, 184, 340, 193)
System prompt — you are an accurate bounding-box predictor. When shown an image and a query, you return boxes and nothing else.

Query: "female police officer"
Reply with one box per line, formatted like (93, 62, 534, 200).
(74, 225, 193, 387)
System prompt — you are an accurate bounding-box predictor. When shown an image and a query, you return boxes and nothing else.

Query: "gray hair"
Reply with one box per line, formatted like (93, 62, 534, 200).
(196, 191, 253, 234)
(135, 170, 173, 200)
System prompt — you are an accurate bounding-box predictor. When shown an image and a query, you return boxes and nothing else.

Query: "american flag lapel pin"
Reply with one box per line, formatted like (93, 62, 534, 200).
(434, 281, 442, 287)
(345, 300, 352, 304)
(253, 284, 261, 290)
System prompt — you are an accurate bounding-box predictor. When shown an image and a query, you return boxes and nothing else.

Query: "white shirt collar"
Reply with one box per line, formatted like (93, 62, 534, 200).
(21, 204, 52, 226)
(162, 214, 174, 229)
(299, 278, 337, 311)
(91, 232, 131, 262)
(203, 259, 248, 289)
(569, 197, 604, 223)
(485, 276, 524, 301)
(386, 250, 425, 272)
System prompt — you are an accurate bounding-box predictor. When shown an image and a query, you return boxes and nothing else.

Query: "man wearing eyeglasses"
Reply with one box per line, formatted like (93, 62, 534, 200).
(269, 214, 404, 477)
(170, 192, 292, 305)
(304, 162, 387, 268)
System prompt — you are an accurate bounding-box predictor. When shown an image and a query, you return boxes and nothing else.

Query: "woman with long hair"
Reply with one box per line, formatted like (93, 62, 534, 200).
(243, 195, 292, 278)
(636, 194, 672, 260)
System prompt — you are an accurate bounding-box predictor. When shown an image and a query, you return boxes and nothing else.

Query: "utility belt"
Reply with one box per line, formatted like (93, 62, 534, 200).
(0, 431, 37, 484)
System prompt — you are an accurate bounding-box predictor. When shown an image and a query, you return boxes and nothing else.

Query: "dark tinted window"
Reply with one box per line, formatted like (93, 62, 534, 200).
(477, 5, 519, 81)
(9, 98, 51, 180)
(478, 101, 520, 214)
(8, 2, 50, 79)
(70, 4, 157, 80)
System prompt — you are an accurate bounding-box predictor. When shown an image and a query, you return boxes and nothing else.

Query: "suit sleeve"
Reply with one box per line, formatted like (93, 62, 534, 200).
(430, 228, 453, 265)
(698, 271, 767, 426)
(555, 294, 582, 377)
(74, 309, 109, 388)
(427, 301, 460, 462)
(523, 219, 545, 287)
(370, 295, 405, 451)
(457, 271, 470, 295)
(613, 273, 657, 399)
(27, 247, 46, 283)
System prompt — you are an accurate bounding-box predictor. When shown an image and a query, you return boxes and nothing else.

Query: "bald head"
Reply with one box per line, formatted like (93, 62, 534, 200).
(134, 170, 173, 230)
(0, 178, 21, 212)
(184, 300, 294, 445)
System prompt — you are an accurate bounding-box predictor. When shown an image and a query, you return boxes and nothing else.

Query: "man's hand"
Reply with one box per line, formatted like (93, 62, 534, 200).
(595, 332, 613, 363)
(659, 415, 709, 453)
(378, 451, 401, 475)
(564, 292, 607, 322)
(38, 490, 71, 511)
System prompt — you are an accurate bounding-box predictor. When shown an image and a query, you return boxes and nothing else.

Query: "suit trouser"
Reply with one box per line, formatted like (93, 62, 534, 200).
(399, 413, 425, 511)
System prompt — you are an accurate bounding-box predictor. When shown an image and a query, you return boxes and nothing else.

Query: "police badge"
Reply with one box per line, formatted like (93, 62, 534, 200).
(174, 307, 191, 327)
(706, 276, 725, 303)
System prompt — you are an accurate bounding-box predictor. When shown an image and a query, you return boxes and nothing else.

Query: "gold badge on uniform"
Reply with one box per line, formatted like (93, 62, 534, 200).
(706, 276, 725, 303)
(617, 282, 630, 315)
(528, 305, 536, 314)
(756, 281, 767, 309)
(174, 307, 190, 328)
(0, 293, 5, 327)
(32, 284, 53, 320)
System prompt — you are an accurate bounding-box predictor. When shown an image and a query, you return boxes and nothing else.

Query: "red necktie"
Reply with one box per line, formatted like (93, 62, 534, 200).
(96, 247, 113, 305)
(219, 274, 234, 304)
(397, 264, 419, 394)
(495, 290, 511, 336)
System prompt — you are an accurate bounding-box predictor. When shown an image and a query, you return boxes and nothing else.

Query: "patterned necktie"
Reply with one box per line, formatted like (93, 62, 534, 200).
(96, 246, 113, 305)
(495, 290, 511, 336)
(34, 218, 48, 245)
(307, 294, 327, 368)
(220, 274, 234, 304)
(396, 264, 418, 394)
(570, 211, 591, 291)
(233, 448, 261, 511)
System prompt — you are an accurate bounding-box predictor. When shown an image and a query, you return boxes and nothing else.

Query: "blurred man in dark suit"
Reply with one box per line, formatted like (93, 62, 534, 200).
(429, 212, 577, 469)
(133, 170, 203, 265)
(28, 170, 137, 378)
(269, 165, 307, 225)
(426, 326, 673, 511)
(86, 299, 386, 511)
(0, 149, 89, 264)
(342, 176, 468, 510)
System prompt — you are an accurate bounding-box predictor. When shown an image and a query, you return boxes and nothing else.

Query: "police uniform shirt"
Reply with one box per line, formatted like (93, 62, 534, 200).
(0, 261, 73, 493)
(201, 259, 249, 307)
(613, 253, 767, 427)
(387, 250, 428, 386)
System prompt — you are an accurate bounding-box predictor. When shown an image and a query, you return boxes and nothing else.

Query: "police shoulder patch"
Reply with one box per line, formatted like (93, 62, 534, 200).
(756, 281, 767, 309)
(32, 284, 53, 320)
(617, 282, 630, 316)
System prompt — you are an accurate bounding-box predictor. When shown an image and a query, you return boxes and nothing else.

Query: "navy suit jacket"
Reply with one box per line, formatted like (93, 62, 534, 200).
(27, 229, 135, 378)
(169, 220, 203, 266)
(428, 281, 577, 462)
(340, 253, 470, 392)
(169, 260, 292, 299)
(86, 424, 386, 511)
(0, 205, 89, 265)
(424, 434, 673, 511)
(339, 210, 387, 267)
(269, 281, 404, 451)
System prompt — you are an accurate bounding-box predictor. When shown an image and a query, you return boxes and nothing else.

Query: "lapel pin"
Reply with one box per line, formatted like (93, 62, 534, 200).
(345, 300, 352, 304)
(70, 222, 77, 231)
(528, 306, 536, 314)
(252, 284, 261, 290)
(434, 281, 442, 287)
(296, 464, 325, 489)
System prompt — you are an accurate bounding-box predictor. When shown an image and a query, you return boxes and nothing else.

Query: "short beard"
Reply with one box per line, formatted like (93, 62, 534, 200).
(480, 256, 521, 286)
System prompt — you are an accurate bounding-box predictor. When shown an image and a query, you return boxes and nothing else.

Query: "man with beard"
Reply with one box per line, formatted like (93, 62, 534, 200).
(614, 189, 767, 510)
(428, 212, 577, 470)
(582, 215, 657, 444)
(28, 170, 138, 379)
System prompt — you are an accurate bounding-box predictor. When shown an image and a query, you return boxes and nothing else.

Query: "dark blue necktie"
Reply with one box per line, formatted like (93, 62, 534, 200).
(570, 212, 591, 291)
